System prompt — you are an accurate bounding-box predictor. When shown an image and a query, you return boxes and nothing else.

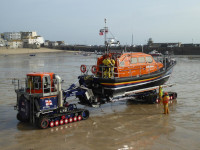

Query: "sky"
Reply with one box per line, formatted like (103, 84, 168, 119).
(1, 0, 200, 45)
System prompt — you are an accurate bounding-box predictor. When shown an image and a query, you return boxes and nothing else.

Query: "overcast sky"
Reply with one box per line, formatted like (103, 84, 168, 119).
(1, 0, 200, 45)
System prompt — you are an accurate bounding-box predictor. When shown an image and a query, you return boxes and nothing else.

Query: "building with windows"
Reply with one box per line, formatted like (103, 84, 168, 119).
(3, 32, 21, 41)
(0, 38, 5, 46)
(21, 31, 37, 39)
(5, 40, 23, 48)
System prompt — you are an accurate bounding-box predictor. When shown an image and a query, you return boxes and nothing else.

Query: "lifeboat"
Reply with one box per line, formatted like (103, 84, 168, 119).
(78, 51, 176, 105)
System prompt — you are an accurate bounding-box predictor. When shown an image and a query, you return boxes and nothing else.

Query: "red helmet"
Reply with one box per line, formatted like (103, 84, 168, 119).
(164, 92, 168, 95)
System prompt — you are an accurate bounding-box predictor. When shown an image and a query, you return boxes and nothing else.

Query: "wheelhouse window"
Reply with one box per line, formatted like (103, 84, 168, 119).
(138, 57, 145, 63)
(146, 56, 153, 63)
(119, 61, 125, 67)
(33, 76, 41, 89)
(27, 76, 33, 89)
(27, 76, 41, 89)
(130, 57, 137, 64)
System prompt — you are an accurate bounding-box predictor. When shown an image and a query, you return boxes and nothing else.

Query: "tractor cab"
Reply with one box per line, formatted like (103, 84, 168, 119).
(26, 72, 56, 94)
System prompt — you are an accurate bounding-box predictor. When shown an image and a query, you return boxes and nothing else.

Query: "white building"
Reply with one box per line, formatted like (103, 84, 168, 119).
(35, 36, 44, 44)
(5, 40, 23, 48)
(0, 38, 5, 46)
(51, 41, 58, 47)
(21, 31, 37, 39)
(4, 32, 21, 41)
(23, 36, 44, 45)
(44, 40, 49, 46)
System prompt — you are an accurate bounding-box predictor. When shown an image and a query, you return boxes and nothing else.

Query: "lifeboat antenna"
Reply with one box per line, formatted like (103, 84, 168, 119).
(104, 18, 109, 54)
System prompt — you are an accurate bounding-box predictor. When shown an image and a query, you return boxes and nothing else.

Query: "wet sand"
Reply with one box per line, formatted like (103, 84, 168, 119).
(0, 53, 200, 150)
(0, 47, 73, 55)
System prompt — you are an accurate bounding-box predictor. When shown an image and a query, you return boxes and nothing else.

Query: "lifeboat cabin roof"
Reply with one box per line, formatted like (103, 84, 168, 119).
(97, 52, 163, 78)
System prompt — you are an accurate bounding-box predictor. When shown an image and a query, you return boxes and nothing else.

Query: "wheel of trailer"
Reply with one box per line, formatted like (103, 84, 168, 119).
(147, 94, 157, 104)
(64, 118, 69, 124)
(38, 117, 49, 129)
(55, 120, 59, 126)
(49, 121, 54, 128)
(60, 119, 64, 125)
(17, 113, 28, 122)
(69, 117, 73, 123)
(81, 110, 90, 120)
(77, 115, 82, 121)
(73, 116, 77, 122)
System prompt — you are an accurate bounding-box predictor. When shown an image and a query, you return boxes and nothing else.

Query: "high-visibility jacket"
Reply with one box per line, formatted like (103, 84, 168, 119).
(102, 59, 107, 65)
(111, 59, 115, 66)
(103, 58, 112, 66)
(159, 88, 163, 99)
(163, 95, 169, 104)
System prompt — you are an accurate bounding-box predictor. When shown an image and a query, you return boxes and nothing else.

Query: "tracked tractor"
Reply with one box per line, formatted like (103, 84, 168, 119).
(13, 72, 89, 129)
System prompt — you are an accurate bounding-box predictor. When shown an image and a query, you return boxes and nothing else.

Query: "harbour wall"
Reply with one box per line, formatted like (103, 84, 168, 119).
(46, 45, 200, 55)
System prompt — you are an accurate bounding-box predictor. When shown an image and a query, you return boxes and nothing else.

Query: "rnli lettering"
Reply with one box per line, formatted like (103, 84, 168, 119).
(146, 66, 154, 68)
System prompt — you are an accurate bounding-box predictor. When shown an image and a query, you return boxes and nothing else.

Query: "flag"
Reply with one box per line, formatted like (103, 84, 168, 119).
(99, 29, 104, 35)
(99, 32, 103, 36)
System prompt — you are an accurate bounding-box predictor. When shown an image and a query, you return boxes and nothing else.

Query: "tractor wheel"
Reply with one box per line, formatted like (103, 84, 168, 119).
(64, 118, 68, 124)
(37, 117, 49, 129)
(55, 120, 59, 126)
(60, 119, 64, 125)
(73, 116, 77, 122)
(69, 117, 73, 123)
(77, 115, 82, 121)
(49, 121, 54, 128)
(81, 110, 90, 120)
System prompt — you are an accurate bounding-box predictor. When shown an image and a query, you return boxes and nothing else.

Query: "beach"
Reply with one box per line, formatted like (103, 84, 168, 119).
(0, 47, 69, 55)
(0, 53, 200, 150)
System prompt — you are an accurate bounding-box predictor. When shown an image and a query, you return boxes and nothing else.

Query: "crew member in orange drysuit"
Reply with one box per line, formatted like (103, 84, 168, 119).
(162, 92, 170, 114)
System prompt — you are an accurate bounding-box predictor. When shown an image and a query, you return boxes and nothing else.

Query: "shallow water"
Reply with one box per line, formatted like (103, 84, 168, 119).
(0, 53, 200, 150)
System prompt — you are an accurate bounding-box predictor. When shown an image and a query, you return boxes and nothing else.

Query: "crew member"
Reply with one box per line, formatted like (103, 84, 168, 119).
(110, 57, 115, 78)
(102, 57, 115, 78)
(162, 92, 170, 114)
(102, 57, 109, 78)
(158, 85, 163, 102)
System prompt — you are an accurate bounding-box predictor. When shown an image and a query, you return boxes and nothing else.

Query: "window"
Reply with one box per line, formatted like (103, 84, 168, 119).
(27, 76, 41, 89)
(33, 76, 41, 89)
(27, 76, 33, 89)
(138, 57, 145, 63)
(146, 56, 153, 63)
(130, 57, 137, 64)
(120, 61, 125, 67)
(43, 76, 50, 89)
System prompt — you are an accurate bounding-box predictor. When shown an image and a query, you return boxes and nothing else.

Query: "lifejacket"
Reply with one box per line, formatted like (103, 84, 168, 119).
(163, 95, 169, 104)
(102, 58, 107, 66)
(103, 58, 112, 66)
(106, 59, 112, 66)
